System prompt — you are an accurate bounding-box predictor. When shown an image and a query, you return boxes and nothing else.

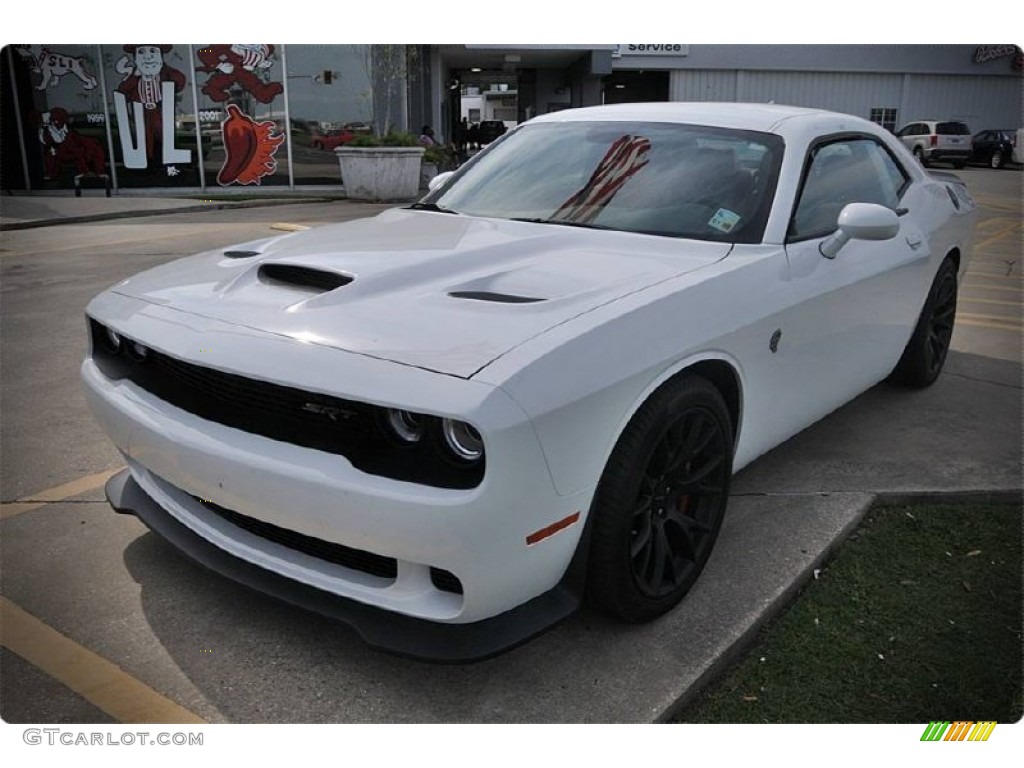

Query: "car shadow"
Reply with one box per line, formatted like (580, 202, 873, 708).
(121, 531, 636, 723)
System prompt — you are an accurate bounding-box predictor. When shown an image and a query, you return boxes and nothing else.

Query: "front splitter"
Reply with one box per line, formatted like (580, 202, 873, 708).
(106, 469, 581, 663)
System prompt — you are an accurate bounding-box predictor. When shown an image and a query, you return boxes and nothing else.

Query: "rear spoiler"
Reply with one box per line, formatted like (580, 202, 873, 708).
(928, 170, 966, 186)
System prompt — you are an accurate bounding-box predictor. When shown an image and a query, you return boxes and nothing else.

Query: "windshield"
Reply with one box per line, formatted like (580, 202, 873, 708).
(426, 121, 783, 243)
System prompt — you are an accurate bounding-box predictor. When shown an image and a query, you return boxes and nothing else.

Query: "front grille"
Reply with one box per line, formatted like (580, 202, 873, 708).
(89, 319, 483, 489)
(194, 497, 397, 580)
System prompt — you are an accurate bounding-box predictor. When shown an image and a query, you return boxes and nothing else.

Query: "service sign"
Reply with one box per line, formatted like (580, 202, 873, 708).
(615, 44, 689, 57)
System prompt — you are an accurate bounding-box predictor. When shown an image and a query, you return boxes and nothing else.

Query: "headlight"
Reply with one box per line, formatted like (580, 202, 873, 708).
(103, 327, 122, 354)
(127, 340, 148, 361)
(385, 409, 425, 443)
(441, 419, 484, 463)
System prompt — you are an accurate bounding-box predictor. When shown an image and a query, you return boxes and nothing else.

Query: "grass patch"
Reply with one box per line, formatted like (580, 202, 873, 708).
(675, 503, 1022, 723)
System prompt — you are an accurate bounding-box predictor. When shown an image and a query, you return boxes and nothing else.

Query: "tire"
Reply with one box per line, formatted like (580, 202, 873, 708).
(889, 257, 958, 388)
(913, 146, 930, 167)
(990, 151, 1004, 169)
(586, 374, 733, 623)
(953, 160, 967, 169)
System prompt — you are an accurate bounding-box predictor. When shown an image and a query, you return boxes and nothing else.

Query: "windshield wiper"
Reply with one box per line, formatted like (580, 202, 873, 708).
(408, 202, 459, 214)
(510, 217, 617, 231)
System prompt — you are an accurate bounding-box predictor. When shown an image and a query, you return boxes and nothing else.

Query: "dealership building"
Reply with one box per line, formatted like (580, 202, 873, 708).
(3, 44, 1020, 194)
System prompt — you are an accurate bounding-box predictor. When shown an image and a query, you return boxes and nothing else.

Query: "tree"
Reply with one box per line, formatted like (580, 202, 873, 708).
(368, 44, 417, 136)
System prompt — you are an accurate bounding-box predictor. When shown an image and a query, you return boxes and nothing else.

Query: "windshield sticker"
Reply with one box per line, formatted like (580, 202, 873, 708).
(708, 208, 741, 233)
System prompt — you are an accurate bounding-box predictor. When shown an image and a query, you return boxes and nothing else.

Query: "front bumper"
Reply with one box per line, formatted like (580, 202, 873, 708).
(82, 293, 594, 657)
(106, 469, 582, 662)
(926, 147, 971, 162)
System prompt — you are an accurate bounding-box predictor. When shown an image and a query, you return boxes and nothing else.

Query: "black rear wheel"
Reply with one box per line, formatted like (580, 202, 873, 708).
(890, 257, 958, 388)
(587, 374, 733, 623)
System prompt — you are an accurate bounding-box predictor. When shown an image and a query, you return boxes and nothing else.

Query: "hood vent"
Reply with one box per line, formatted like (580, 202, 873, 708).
(448, 290, 544, 304)
(258, 264, 353, 292)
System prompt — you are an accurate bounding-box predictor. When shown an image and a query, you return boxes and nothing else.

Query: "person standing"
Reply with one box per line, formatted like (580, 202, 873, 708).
(419, 125, 437, 146)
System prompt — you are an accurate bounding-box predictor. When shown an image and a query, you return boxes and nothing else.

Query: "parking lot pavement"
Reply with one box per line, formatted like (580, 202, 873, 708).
(0, 169, 1020, 724)
(0, 488, 875, 723)
(950, 167, 1022, 364)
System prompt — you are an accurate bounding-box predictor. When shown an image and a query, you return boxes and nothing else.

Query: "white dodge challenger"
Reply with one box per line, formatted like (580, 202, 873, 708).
(83, 103, 977, 660)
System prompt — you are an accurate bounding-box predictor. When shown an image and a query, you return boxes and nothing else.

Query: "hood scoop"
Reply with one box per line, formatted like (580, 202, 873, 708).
(448, 290, 544, 304)
(258, 264, 353, 293)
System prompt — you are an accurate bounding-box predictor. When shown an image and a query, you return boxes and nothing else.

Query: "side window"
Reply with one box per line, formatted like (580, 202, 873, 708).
(867, 143, 909, 204)
(790, 138, 906, 241)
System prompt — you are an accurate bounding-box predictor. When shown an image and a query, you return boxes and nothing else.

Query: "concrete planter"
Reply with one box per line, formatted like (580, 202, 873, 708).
(420, 161, 439, 191)
(336, 146, 425, 201)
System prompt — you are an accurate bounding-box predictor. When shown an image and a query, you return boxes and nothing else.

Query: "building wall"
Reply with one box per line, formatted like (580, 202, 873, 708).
(668, 67, 1020, 133)
(615, 44, 1022, 76)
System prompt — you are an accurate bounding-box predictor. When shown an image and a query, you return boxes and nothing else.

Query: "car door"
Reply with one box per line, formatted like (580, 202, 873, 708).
(897, 123, 922, 154)
(777, 135, 928, 423)
(973, 130, 992, 161)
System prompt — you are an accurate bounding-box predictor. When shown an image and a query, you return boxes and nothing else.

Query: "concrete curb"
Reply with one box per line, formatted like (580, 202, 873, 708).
(0, 198, 339, 232)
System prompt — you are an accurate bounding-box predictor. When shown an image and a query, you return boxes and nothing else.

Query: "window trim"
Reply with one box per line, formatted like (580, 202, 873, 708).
(786, 131, 912, 244)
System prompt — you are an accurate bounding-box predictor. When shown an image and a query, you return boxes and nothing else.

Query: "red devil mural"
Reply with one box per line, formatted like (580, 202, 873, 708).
(197, 45, 284, 104)
(31, 107, 106, 180)
(217, 104, 285, 185)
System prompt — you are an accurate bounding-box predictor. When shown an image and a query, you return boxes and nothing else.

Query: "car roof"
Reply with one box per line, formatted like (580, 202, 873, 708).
(527, 101, 882, 140)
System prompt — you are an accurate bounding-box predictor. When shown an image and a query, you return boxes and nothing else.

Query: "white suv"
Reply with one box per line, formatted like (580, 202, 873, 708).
(896, 121, 972, 168)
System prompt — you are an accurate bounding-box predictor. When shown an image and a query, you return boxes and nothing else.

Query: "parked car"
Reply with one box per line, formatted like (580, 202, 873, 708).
(310, 129, 355, 151)
(84, 103, 977, 661)
(970, 129, 1019, 169)
(476, 119, 507, 145)
(896, 120, 972, 168)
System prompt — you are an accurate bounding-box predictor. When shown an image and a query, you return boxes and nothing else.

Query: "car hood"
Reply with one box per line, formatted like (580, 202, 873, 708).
(110, 208, 730, 378)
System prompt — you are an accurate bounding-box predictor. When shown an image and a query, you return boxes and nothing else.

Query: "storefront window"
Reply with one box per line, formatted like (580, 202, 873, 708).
(4, 43, 378, 191)
(284, 45, 374, 185)
(101, 44, 201, 188)
(8, 45, 111, 192)
(190, 44, 289, 188)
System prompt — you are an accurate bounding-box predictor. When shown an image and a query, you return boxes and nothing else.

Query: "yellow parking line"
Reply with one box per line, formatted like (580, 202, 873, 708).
(956, 312, 1021, 330)
(1, 597, 206, 724)
(974, 221, 1023, 252)
(0, 467, 124, 521)
(962, 281, 1023, 294)
(270, 222, 310, 232)
(974, 196, 1024, 213)
(956, 318, 1022, 331)
(959, 297, 1021, 308)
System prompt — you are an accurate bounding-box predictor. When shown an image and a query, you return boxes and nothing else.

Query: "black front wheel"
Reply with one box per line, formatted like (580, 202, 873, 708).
(890, 257, 958, 388)
(587, 374, 733, 623)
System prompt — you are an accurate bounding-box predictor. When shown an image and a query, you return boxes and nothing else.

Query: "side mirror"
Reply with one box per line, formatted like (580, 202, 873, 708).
(820, 203, 900, 259)
(427, 171, 455, 192)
